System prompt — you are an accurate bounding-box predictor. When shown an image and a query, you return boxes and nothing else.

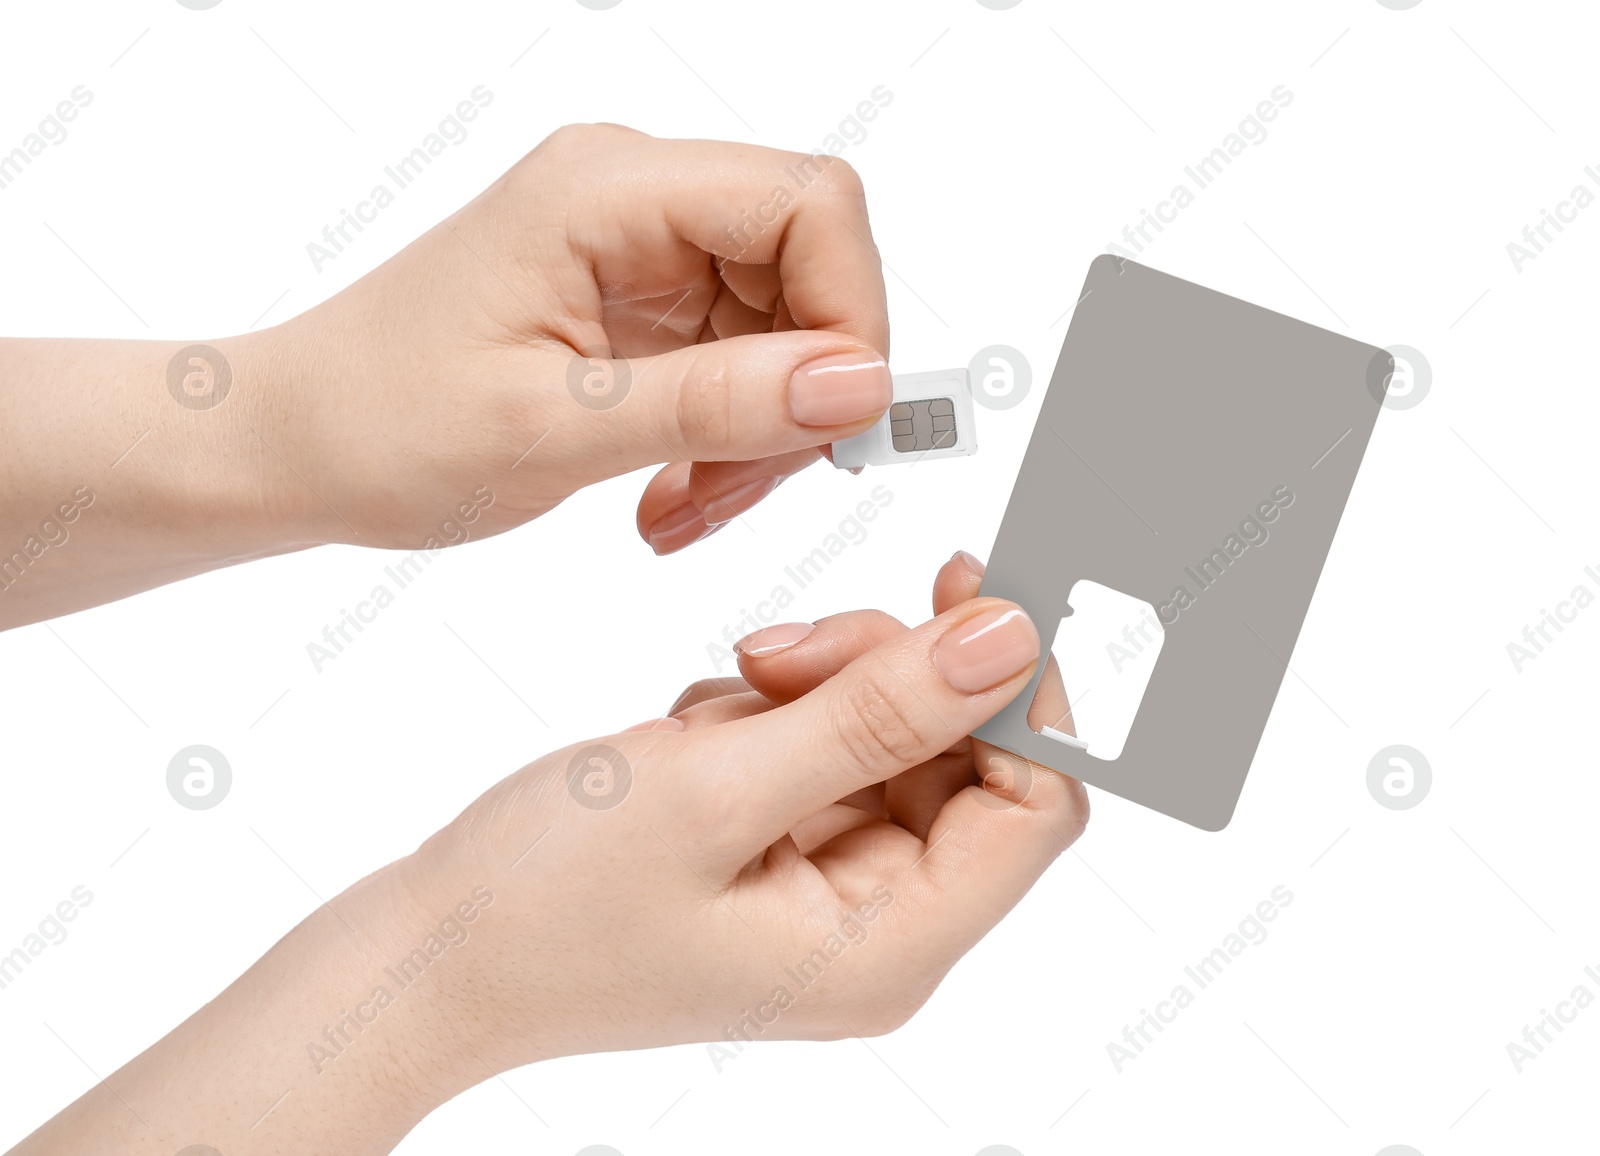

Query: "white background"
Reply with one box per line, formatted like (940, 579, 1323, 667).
(1, 1, 1595, 1153)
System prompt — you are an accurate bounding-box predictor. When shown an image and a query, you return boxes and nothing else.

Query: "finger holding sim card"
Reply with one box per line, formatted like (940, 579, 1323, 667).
(830, 368, 978, 469)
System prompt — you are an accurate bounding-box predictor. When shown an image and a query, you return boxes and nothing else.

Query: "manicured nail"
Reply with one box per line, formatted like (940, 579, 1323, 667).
(789, 352, 891, 427)
(649, 503, 722, 554)
(734, 621, 815, 657)
(659, 520, 727, 554)
(935, 606, 1039, 694)
(649, 502, 702, 540)
(624, 717, 686, 733)
(701, 476, 781, 524)
(951, 549, 985, 576)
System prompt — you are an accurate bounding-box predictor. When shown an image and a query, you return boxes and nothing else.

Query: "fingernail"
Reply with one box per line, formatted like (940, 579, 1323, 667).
(659, 520, 726, 554)
(701, 476, 781, 524)
(951, 549, 985, 576)
(624, 716, 686, 733)
(935, 606, 1039, 694)
(649, 503, 721, 554)
(789, 352, 891, 427)
(734, 621, 815, 657)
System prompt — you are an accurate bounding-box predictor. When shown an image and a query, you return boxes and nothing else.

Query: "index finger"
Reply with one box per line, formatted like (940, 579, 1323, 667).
(603, 130, 891, 357)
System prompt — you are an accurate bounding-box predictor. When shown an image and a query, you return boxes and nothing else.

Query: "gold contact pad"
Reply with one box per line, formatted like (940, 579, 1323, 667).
(890, 396, 958, 453)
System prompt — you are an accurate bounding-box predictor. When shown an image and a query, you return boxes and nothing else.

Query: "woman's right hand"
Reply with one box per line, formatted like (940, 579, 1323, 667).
(9, 552, 1087, 1156)
(399, 550, 1089, 1074)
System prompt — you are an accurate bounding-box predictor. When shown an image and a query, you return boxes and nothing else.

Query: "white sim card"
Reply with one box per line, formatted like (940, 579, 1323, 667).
(830, 368, 978, 469)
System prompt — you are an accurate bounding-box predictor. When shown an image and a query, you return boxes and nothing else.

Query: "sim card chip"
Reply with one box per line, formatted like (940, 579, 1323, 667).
(832, 371, 976, 468)
(890, 397, 959, 453)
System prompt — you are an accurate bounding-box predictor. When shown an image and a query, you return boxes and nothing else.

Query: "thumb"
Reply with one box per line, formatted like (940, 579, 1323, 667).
(612, 331, 891, 466)
(690, 597, 1044, 854)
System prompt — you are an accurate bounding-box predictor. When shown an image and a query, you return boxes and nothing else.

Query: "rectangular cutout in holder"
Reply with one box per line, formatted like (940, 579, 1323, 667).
(1036, 580, 1166, 763)
(974, 256, 1387, 830)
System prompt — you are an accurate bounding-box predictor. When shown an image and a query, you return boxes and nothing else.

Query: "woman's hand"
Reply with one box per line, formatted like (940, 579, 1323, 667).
(0, 124, 891, 626)
(275, 122, 893, 553)
(9, 554, 1087, 1156)
(397, 551, 1087, 1071)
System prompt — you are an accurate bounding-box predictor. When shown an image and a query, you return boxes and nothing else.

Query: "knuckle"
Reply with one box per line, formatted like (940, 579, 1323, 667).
(524, 123, 641, 177)
(669, 677, 737, 714)
(543, 122, 590, 149)
(997, 766, 1091, 857)
(524, 124, 585, 169)
(806, 155, 866, 199)
(1026, 764, 1092, 840)
(818, 608, 903, 641)
(543, 121, 625, 153)
(586, 120, 645, 138)
(672, 352, 736, 454)
(833, 673, 931, 778)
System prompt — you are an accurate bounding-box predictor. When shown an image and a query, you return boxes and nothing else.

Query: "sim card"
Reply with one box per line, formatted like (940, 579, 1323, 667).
(830, 368, 977, 469)
(973, 256, 1387, 831)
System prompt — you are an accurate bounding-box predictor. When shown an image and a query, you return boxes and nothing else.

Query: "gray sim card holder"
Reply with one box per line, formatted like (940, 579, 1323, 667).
(974, 256, 1388, 830)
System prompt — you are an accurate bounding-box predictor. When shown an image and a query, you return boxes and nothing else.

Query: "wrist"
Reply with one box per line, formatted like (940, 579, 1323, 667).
(200, 325, 345, 553)
(82, 328, 339, 560)
(381, 840, 558, 1076)
(10, 856, 480, 1156)
(0, 331, 340, 627)
(263, 855, 501, 1131)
